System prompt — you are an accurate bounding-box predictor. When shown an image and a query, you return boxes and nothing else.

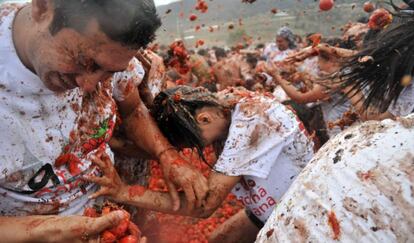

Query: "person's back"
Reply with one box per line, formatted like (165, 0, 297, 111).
(189, 54, 212, 86)
(213, 58, 241, 90)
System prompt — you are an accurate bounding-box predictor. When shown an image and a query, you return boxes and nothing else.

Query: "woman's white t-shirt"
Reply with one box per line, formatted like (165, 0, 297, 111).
(213, 95, 314, 222)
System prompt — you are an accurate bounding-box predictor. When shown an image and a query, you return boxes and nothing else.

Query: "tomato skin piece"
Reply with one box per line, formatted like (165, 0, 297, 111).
(319, 0, 334, 11)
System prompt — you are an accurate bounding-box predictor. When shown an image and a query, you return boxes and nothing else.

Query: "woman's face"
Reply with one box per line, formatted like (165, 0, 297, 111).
(276, 36, 290, 51)
(195, 107, 230, 145)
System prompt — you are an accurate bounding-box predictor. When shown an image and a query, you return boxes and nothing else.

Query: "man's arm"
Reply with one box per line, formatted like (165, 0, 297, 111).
(117, 83, 209, 210)
(269, 71, 328, 104)
(0, 211, 124, 243)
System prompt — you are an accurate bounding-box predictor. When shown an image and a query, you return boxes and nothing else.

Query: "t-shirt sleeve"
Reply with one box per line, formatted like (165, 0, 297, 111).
(214, 102, 295, 179)
(387, 83, 414, 117)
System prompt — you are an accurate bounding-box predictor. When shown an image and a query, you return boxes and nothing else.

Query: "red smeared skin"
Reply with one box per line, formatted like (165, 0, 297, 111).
(169, 158, 188, 179)
(128, 185, 146, 198)
(128, 221, 142, 238)
(328, 211, 341, 240)
(109, 218, 129, 238)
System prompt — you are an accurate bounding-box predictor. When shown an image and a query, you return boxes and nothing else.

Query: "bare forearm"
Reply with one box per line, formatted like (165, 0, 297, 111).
(0, 215, 70, 243)
(117, 87, 172, 158)
(114, 186, 214, 218)
(0, 216, 34, 242)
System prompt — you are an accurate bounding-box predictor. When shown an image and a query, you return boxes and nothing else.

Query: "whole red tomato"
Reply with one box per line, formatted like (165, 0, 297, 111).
(363, 1, 375, 13)
(319, 0, 334, 11)
(189, 14, 198, 21)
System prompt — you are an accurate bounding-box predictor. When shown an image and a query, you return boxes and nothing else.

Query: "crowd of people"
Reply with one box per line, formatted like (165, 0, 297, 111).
(0, 0, 413, 242)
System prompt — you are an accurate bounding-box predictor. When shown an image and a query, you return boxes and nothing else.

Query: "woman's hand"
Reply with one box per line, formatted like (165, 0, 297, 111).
(84, 150, 126, 200)
(159, 149, 209, 211)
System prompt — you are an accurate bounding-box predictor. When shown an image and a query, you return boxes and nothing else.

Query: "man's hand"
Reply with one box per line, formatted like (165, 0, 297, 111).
(159, 149, 209, 211)
(84, 150, 125, 200)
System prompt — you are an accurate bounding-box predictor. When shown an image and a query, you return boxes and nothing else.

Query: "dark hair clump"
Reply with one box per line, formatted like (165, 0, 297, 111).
(50, 0, 161, 49)
(152, 86, 221, 158)
(339, 11, 414, 112)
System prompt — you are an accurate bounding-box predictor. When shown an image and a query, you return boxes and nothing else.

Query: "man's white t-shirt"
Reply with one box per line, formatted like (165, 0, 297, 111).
(0, 3, 99, 216)
(213, 95, 314, 222)
(0, 4, 145, 216)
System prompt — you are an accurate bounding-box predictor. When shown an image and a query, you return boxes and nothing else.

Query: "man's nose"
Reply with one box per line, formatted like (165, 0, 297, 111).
(75, 71, 112, 92)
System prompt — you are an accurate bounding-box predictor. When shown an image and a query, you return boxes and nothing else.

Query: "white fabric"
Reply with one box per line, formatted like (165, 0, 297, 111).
(112, 58, 145, 101)
(320, 93, 352, 138)
(387, 83, 414, 117)
(262, 43, 277, 62)
(0, 3, 97, 216)
(256, 114, 414, 243)
(272, 85, 289, 103)
(214, 96, 314, 222)
(271, 49, 295, 63)
(263, 43, 295, 62)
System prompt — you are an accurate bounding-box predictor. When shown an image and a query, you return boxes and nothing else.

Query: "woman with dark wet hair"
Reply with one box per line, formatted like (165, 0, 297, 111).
(339, 8, 414, 120)
(87, 86, 314, 242)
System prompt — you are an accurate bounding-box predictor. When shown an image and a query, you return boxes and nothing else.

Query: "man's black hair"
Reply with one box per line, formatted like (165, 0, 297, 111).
(323, 37, 348, 49)
(197, 49, 207, 56)
(246, 54, 258, 69)
(255, 43, 265, 49)
(50, 0, 161, 48)
(215, 48, 227, 59)
(339, 11, 414, 112)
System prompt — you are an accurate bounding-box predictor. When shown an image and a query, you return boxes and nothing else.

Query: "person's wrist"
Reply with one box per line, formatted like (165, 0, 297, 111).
(116, 185, 130, 202)
(158, 147, 178, 163)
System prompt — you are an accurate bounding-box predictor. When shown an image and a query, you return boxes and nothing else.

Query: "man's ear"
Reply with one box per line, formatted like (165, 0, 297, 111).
(195, 112, 212, 125)
(32, 0, 54, 22)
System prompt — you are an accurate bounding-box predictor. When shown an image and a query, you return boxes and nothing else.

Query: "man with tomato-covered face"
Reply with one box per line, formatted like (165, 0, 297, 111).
(0, 0, 208, 242)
